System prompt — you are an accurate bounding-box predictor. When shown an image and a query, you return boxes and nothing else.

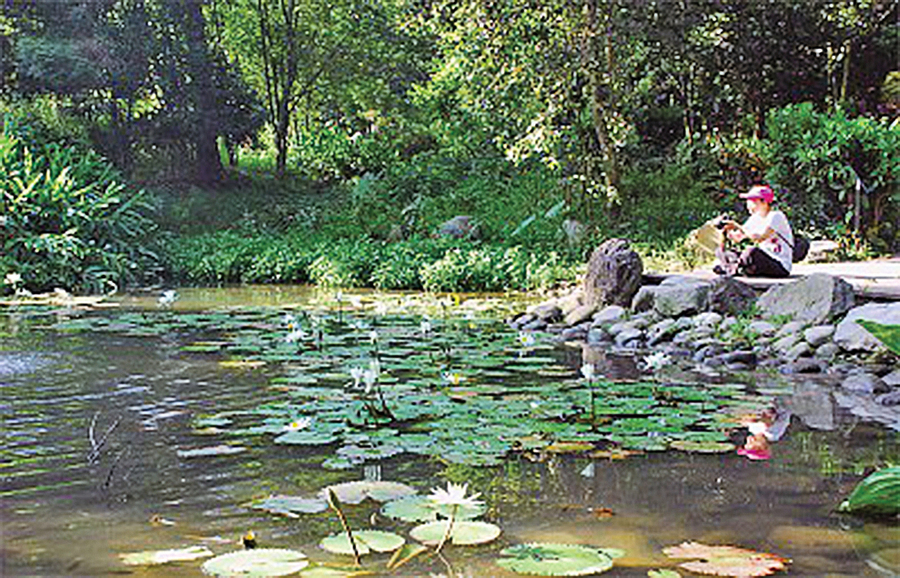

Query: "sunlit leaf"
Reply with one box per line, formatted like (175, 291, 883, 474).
(409, 520, 501, 546)
(201, 548, 309, 577)
(381, 494, 486, 522)
(120, 546, 214, 566)
(177, 444, 247, 458)
(250, 495, 329, 517)
(495, 543, 623, 576)
(318, 481, 416, 504)
(663, 541, 789, 577)
(319, 530, 404, 556)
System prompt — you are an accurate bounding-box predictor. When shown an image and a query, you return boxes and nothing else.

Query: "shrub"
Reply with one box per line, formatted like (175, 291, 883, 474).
(1, 117, 159, 294)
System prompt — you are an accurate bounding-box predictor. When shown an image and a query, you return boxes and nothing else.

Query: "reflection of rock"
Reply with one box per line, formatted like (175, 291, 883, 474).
(834, 390, 900, 430)
(783, 382, 835, 431)
(768, 525, 874, 553)
(581, 345, 639, 380)
(834, 302, 900, 352)
(758, 273, 855, 325)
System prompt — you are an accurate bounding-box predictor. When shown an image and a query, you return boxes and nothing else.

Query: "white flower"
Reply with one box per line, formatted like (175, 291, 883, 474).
(369, 330, 379, 344)
(363, 367, 379, 394)
(747, 421, 769, 437)
(442, 372, 465, 385)
(420, 319, 432, 335)
(283, 313, 297, 329)
(517, 332, 535, 347)
(350, 367, 365, 388)
(158, 289, 177, 307)
(283, 417, 312, 431)
(580, 363, 596, 381)
(643, 352, 672, 371)
(4, 272, 22, 286)
(335, 290, 343, 302)
(285, 329, 306, 343)
(428, 482, 483, 509)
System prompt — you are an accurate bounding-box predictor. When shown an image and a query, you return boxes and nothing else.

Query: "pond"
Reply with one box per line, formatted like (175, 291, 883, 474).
(1, 286, 897, 577)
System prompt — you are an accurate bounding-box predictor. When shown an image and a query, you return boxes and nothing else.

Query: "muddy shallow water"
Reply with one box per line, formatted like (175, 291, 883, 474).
(1, 286, 897, 577)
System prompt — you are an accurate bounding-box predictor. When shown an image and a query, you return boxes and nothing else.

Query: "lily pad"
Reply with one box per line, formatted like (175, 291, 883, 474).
(381, 494, 486, 522)
(120, 545, 214, 566)
(300, 566, 368, 578)
(495, 543, 623, 576)
(409, 520, 501, 546)
(250, 495, 329, 517)
(319, 530, 405, 556)
(201, 548, 309, 577)
(319, 481, 416, 504)
(669, 440, 735, 453)
(662, 541, 789, 577)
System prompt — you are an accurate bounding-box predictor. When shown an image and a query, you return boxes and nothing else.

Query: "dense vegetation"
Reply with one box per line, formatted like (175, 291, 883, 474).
(1, 0, 897, 294)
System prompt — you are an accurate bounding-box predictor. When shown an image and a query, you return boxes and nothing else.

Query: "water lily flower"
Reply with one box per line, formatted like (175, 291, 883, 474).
(284, 329, 306, 343)
(4, 272, 22, 286)
(420, 319, 432, 335)
(428, 482, 483, 509)
(283, 313, 297, 329)
(442, 372, 465, 385)
(369, 330, 379, 344)
(363, 368, 378, 394)
(283, 417, 312, 431)
(580, 363, 597, 381)
(158, 289, 178, 307)
(643, 351, 672, 371)
(518, 332, 536, 347)
(350, 367, 365, 388)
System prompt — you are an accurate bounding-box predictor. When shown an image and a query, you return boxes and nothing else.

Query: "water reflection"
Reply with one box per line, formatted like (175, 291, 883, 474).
(1, 287, 897, 577)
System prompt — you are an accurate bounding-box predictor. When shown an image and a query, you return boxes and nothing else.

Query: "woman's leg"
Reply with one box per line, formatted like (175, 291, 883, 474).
(738, 247, 789, 278)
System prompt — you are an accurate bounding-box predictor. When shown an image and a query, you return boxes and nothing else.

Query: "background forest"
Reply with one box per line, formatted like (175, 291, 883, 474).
(1, 0, 898, 294)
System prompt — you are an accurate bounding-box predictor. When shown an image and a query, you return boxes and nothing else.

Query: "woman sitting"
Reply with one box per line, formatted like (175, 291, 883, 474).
(714, 185, 793, 278)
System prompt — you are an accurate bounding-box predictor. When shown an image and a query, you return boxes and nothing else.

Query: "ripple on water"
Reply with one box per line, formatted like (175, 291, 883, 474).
(0, 351, 59, 377)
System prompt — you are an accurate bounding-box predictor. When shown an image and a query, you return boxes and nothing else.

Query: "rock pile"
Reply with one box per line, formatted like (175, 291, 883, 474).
(509, 247, 900, 423)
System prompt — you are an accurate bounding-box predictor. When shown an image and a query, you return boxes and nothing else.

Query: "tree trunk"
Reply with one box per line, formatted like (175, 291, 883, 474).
(185, 1, 223, 184)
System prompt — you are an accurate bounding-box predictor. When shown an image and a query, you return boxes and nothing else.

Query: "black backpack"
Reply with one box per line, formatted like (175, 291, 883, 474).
(791, 234, 810, 263)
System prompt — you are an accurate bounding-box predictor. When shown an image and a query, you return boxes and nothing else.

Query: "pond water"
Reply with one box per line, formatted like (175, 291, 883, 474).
(1, 286, 897, 577)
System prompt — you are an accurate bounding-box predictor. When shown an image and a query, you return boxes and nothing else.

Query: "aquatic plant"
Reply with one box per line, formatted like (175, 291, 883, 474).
(662, 541, 789, 577)
(496, 543, 623, 576)
(201, 548, 309, 577)
(838, 466, 900, 517)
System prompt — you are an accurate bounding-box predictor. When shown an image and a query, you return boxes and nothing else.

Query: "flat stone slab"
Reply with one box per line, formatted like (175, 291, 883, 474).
(645, 257, 900, 300)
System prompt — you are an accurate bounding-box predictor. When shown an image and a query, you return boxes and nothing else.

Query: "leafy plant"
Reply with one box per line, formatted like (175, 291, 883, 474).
(838, 466, 900, 516)
(856, 320, 900, 357)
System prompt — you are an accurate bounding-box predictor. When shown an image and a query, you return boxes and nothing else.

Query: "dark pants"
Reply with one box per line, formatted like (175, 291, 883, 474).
(716, 246, 789, 278)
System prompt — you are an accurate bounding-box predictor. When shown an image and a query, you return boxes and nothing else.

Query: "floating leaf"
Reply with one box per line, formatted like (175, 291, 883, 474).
(319, 481, 416, 504)
(250, 495, 329, 517)
(319, 530, 404, 556)
(669, 440, 735, 453)
(495, 543, 623, 576)
(648, 570, 682, 578)
(409, 520, 501, 546)
(177, 445, 247, 458)
(300, 565, 372, 577)
(544, 441, 595, 454)
(220, 359, 267, 369)
(120, 545, 214, 566)
(838, 466, 900, 516)
(381, 494, 486, 522)
(201, 548, 309, 577)
(663, 541, 789, 577)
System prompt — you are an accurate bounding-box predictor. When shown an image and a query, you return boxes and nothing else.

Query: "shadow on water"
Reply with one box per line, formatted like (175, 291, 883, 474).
(1, 286, 897, 577)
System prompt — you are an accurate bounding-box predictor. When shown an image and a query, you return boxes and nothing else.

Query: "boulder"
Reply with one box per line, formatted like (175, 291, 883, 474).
(803, 325, 835, 348)
(583, 238, 643, 309)
(694, 312, 723, 328)
(883, 369, 900, 387)
(749, 321, 777, 336)
(842, 372, 890, 395)
(647, 318, 678, 346)
(564, 304, 596, 327)
(814, 342, 840, 361)
(775, 321, 806, 339)
(593, 305, 627, 326)
(757, 273, 855, 325)
(784, 342, 813, 362)
(707, 276, 757, 316)
(615, 328, 644, 348)
(531, 302, 563, 322)
(437, 215, 480, 239)
(653, 281, 710, 317)
(557, 290, 585, 315)
(834, 302, 900, 352)
(631, 286, 656, 312)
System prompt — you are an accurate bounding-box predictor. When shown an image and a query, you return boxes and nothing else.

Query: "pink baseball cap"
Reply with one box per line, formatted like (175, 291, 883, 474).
(740, 185, 775, 203)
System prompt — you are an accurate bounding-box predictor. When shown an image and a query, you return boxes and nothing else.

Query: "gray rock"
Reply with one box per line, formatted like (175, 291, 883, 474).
(783, 359, 824, 374)
(708, 276, 758, 316)
(647, 319, 677, 346)
(437, 215, 480, 239)
(803, 325, 835, 347)
(773, 333, 801, 354)
(623, 316, 654, 331)
(758, 273, 855, 324)
(522, 319, 548, 331)
(721, 350, 758, 365)
(672, 330, 694, 346)
(564, 304, 597, 327)
(587, 328, 612, 344)
(834, 302, 900, 352)
(653, 282, 711, 317)
(749, 321, 777, 336)
(876, 390, 900, 406)
(775, 320, 806, 339)
(631, 286, 656, 313)
(694, 312, 724, 328)
(584, 238, 643, 309)
(784, 382, 835, 430)
(593, 305, 627, 325)
(557, 291, 584, 316)
(720, 316, 738, 331)
(882, 369, 900, 387)
(842, 372, 890, 394)
(545, 323, 568, 334)
(510, 313, 536, 329)
(673, 317, 695, 331)
(784, 342, 813, 362)
(532, 302, 562, 322)
(615, 328, 644, 347)
(607, 321, 627, 337)
(814, 342, 841, 361)
(560, 325, 589, 342)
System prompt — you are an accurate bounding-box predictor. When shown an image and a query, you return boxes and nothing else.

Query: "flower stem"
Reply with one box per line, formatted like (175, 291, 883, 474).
(435, 504, 458, 555)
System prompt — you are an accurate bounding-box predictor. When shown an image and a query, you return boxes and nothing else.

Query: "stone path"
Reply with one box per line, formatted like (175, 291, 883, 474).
(645, 257, 900, 300)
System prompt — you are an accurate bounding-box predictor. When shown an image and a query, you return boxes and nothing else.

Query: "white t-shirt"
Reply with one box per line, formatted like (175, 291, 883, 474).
(743, 210, 793, 273)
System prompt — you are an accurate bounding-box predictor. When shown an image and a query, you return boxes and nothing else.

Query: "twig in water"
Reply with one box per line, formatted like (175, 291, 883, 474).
(103, 446, 130, 490)
(327, 489, 362, 567)
(87, 415, 121, 463)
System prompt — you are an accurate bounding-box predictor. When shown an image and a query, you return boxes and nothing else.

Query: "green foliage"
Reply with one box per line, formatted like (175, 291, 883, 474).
(1, 117, 159, 294)
(857, 320, 900, 357)
(838, 466, 900, 516)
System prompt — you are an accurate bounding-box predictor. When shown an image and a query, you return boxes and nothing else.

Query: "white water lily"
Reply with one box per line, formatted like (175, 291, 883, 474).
(518, 332, 536, 347)
(428, 482, 483, 509)
(643, 351, 672, 371)
(369, 330, 379, 344)
(420, 319, 432, 335)
(441, 372, 465, 385)
(747, 421, 769, 437)
(363, 369, 378, 394)
(285, 329, 306, 343)
(283, 417, 312, 431)
(350, 367, 365, 388)
(283, 313, 297, 329)
(580, 363, 597, 381)
(158, 289, 177, 307)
